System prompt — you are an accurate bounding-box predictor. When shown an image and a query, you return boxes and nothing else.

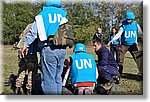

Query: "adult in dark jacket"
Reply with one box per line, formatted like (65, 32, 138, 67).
(93, 35, 120, 83)
(93, 28, 104, 44)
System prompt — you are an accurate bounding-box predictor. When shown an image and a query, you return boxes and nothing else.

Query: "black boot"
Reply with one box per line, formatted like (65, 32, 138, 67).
(113, 75, 120, 84)
(118, 65, 123, 76)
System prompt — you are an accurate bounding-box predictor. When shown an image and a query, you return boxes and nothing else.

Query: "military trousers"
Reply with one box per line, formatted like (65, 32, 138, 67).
(98, 65, 120, 82)
(16, 52, 38, 91)
(118, 44, 138, 66)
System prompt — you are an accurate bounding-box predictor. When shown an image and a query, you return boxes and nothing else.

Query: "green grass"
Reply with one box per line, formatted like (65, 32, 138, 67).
(1, 45, 143, 95)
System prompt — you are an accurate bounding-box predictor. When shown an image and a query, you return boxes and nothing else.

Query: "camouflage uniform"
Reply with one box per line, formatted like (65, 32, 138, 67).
(15, 24, 39, 95)
(48, 23, 74, 47)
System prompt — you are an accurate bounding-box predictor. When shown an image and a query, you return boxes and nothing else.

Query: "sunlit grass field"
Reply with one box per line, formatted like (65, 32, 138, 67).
(1, 45, 143, 95)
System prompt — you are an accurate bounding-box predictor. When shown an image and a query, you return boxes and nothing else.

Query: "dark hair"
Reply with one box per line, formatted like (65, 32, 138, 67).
(93, 34, 103, 44)
(110, 27, 118, 36)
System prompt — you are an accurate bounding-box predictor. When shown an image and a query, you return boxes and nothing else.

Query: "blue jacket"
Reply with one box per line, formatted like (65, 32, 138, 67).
(95, 45, 118, 68)
(69, 52, 97, 85)
(121, 20, 138, 45)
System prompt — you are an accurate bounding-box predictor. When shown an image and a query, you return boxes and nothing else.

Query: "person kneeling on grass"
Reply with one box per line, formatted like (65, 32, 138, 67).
(62, 43, 98, 95)
(93, 35, 120, 85)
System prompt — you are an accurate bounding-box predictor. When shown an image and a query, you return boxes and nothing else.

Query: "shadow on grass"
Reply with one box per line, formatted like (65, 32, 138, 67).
(121, 73, 143, 81)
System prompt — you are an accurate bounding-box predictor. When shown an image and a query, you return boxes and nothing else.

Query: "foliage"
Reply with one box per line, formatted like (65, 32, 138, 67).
(2, 1, 143, 45)
(2, 2, 41, 44)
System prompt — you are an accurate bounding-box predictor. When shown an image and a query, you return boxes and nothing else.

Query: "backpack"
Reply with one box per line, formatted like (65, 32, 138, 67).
(48, 23, 74, 47)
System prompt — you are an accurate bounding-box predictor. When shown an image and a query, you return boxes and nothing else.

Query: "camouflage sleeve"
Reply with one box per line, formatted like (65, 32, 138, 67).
(16, 24, 33, 49)
(16, 35, 25, 49)
(24, 22, 38, 48)
(52, 23, 74, 47)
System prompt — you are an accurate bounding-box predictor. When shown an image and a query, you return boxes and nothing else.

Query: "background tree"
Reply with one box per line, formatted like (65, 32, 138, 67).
(2, 1, 41, 44)
(2, 0, 143, 45)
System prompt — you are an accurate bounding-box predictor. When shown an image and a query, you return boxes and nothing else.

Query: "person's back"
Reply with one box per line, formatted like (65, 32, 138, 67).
(21, 0, 72, 95)
(70, 52, 97, 85)
(69, 43, 97, 95)
(96, 45, 118, 68)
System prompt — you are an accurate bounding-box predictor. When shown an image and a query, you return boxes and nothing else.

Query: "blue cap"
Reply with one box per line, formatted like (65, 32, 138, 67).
(125, 11, 135, 20)
(46, 0, 61, 7)
(73, 43, 86, 53)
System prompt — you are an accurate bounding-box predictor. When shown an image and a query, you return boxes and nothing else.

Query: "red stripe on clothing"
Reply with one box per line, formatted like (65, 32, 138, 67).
(76, 82, 95, 87)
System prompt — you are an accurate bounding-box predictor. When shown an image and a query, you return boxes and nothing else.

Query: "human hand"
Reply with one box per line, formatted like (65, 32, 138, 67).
(21, 47, 29, 58)
(107, 41, 112, 46)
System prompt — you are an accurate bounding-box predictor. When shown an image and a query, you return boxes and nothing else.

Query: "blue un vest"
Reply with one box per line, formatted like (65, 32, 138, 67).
(35, 6, 67, 41)
(69, 52, 97, 85)
(108, 35, 120, 45)
(121, 21, 138, 45)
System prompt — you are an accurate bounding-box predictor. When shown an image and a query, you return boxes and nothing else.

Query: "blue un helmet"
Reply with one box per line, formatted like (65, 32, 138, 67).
(46, 0, 61, 7)
(125, 11, 135, 20)
(73, 43, 86, 53)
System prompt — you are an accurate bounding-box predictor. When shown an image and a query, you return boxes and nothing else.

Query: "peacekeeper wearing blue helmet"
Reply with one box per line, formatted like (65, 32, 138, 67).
(108, 11, 143, 75)
(21, 0, 70, 95)
(62, 43, 98, 95)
